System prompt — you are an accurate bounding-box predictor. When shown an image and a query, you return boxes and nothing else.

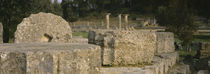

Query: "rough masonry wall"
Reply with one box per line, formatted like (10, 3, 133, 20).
(88, 29, 157, 66)
(0, 43, 101, 74)
(100, 52, 179, 74)
(0, 23, 2, 43)
(155, 32, 175, 54)
(15, 12, 72, 43)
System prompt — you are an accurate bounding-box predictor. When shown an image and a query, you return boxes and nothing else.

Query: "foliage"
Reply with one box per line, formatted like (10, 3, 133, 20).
(156, 0, 197, 46)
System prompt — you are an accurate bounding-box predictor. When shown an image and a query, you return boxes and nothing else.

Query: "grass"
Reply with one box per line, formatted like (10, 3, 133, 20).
(72, 32, 88, 38)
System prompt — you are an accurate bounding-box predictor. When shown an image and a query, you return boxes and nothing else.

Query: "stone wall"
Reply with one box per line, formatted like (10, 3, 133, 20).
(156, 32, 175, 54)
(100, 52, 179, 74)
(89, 29, 157, 66)
(0, 43, 101, 74)
(0, 23, 2, 43)
(15, 12, 72, 43)
(201, 42, 210, 58)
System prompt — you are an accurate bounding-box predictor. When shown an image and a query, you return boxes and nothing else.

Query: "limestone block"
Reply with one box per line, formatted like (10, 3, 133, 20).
(0, 23, 2, 43)
(168, 63, 190, 74)
(198, 70, 209, 74)
(144, 52, 178, 74)
(0, 52, 26, 74)
(100, 67, 151, 74)
(155, 32, 175, 54)
(88, 29, 156, 66)
(0, 43, 101, 74)
(100, 52, 179, 74)
(15, 12, 72, 43)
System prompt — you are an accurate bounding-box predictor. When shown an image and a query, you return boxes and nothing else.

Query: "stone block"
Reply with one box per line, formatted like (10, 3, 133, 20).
(100, 67, 151, 74)
(0, 43, 101, 74)
(100, 52, 179, 74)
(88, 29, 156, 66)
(155, 32, 175, 54)
(15, 12, 72, 43)
(0, 23, 2, 43)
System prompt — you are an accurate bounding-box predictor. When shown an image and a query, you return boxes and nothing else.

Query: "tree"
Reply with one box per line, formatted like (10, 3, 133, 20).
(52, 0, 63, 16)
(0, 0, 33, 42)
(0, 0, 55, 42)
(61, 0, 78, 22)
(156, 0, 197, 51)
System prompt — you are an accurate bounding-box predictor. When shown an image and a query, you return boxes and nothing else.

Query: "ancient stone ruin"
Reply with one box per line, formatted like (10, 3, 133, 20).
(0, 12, 191, 74)
(88, 29, 189, 74)
(0, 22, 2, 43)
(0, 43, 101, 74)
(15, 12, 72, 43)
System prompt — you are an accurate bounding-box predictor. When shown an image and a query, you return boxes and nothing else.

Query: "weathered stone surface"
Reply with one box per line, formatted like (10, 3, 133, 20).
(0, 43, 101, 74)
(100, 52, 179, 74)
(143, 52, 178, 74)
(197, 70, 209, 74)
(0, 23, 3, 43)
(70, 36, 88, 43)
(201, 42, 210, 58)
(168, 63, 190, 74)
(15, 12, 72, 43)
(100, 67, 151, 74)
(89, 29, 157, 66)
(155, 32, 175, 54)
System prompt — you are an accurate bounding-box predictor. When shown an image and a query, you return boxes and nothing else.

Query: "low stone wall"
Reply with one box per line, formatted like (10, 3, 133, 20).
(89, 29, 157, 66)
(201, 42, 210, 58)
(100, 52, 179, 74)
(0, 43, 101, 74)
(0, 23, 2, 43)
(156, 32, 175, 54)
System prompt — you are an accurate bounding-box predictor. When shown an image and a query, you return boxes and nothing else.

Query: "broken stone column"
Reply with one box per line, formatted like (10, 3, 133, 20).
(0, 23, 2, 43)
(0, 43, 101, 74)
(106, 13, 111, 29)
(15, 12, 72, 43)
(124, 14, 129, 29)
(118, 14, 122, 29)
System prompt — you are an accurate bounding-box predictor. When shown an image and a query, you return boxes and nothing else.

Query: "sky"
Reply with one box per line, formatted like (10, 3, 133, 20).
(52, 0, 62, 3)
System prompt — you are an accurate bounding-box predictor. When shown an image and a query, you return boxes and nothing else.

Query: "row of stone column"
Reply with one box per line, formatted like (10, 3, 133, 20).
(106, 13, 129, 29)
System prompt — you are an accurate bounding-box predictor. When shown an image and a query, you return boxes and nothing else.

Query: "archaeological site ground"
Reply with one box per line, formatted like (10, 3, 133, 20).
(1, 12, 208, 74)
